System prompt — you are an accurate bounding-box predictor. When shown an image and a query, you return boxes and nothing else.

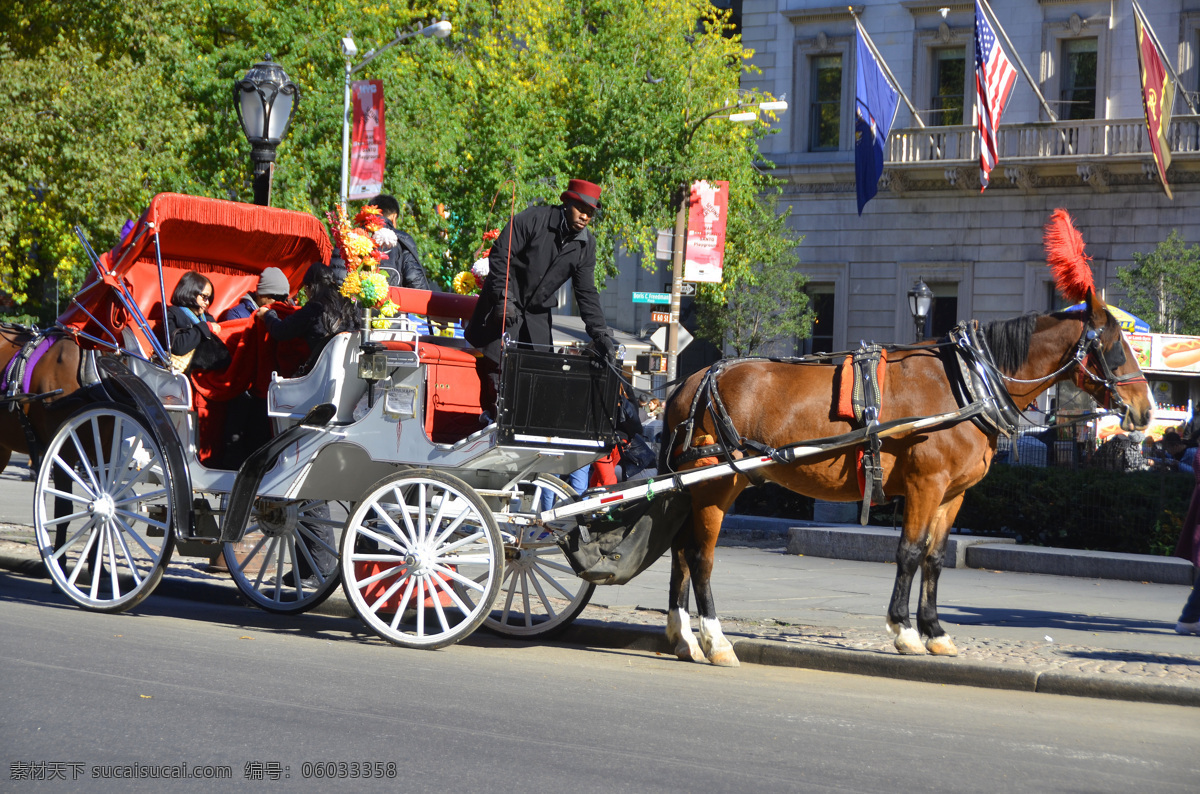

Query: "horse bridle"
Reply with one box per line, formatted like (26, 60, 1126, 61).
(997, 316, 1145, 417)
(1070, 321, 1147, 415)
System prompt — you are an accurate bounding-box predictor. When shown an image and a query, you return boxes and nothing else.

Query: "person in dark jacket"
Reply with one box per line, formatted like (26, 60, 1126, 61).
(219, 266, 291, 321)
(257, 262, 360, 373)
(368, 194, 432, 290)
(465, 178, 617, 413)
(167, 271, 230, 372)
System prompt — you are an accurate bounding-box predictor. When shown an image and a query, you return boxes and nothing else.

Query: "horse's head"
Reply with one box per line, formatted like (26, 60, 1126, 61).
(1070, 290, 1153, 431)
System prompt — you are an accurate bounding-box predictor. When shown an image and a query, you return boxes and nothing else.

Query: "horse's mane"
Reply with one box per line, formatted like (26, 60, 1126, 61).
(981, 314, 1038, 375)
(982, 309, 1121, 376)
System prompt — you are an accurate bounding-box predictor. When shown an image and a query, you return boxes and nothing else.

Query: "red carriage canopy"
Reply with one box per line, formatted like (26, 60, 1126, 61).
(60, 193, 332, 336)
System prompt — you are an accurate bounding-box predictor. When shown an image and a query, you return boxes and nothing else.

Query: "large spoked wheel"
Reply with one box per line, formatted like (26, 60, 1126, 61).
(223, 499, 345, 615)
(486, 475, 594, 638)
(33, 403, 175, 612)
(340, 469, 503, 650)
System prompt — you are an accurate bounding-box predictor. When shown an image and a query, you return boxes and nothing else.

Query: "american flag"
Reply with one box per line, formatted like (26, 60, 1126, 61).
(975, 0, 1017, 190)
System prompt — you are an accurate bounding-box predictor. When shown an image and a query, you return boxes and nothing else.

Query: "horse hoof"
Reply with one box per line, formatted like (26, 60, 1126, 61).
(708, 647, 741, 667)
(675, 640, 706, 664)
(893, 627, 927, 655)
(926, 635, 959, 656)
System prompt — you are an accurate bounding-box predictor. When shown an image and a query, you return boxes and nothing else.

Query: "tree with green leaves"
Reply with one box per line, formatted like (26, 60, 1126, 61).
(1, 0, 798, 338)
(1116, 230, 1200, 335)
(693, 194, 811, 357)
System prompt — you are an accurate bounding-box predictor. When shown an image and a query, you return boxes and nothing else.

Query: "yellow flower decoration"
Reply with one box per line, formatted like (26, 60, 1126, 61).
(452, 270, 477, 295)
(376, 300, 399, 318)
(339, 270, 362, 299)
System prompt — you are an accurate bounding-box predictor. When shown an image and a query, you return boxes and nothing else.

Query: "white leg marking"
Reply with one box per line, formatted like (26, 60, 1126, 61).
(667, 608, 704, 663)
(892, 625, 926, 655)
(699, 617, 740, 667)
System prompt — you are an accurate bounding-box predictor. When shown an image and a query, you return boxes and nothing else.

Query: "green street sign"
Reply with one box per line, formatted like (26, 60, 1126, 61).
(632, 291, 671, 304)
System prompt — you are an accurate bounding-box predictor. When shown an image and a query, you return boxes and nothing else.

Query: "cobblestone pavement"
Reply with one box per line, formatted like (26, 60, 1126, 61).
(5, 529, 1200, 693)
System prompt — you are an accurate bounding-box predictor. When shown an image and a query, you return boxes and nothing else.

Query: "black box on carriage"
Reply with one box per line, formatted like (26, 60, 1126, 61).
(497, 345, 620, 449)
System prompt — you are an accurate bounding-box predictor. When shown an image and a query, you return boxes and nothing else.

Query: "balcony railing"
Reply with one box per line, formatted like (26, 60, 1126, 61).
(886, 116, 1200, 165)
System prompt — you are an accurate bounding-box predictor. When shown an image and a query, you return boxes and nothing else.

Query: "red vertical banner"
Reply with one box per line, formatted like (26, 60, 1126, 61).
(349, 79, 386, 201)
(1133, 3, 1174, 200)
(683, 180, 728, 283)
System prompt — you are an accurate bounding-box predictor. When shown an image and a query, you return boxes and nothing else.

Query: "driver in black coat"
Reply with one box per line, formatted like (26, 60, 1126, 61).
(466, 178, 617, 414)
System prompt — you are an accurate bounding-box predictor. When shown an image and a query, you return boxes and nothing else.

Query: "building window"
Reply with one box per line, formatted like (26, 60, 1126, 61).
(809, 55, 842, 151)
(930, 47, 966, 126)
(929, 281, 959, 338)
(802, 287, 835, 355)
(1046, 282, 1070, 313)
(1060, 38, 1098, 120)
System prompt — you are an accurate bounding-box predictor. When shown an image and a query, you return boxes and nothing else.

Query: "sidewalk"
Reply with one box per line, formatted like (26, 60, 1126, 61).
(3, 457, 1199, 707)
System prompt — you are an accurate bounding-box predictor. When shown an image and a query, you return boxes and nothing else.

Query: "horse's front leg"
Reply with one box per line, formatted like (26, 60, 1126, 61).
(917, 496, 964, 656)
(685, 502, 738, 667)
(667, 537, 705, 663)
(886, 484, 947, 654)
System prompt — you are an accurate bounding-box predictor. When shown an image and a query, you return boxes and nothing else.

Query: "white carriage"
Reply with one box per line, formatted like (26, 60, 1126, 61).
(35, 193, 625, 650)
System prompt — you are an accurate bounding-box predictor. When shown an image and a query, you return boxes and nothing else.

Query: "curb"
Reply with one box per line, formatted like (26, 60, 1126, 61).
(5, 549, 1199, 707)
(556, 619, 1200, 707)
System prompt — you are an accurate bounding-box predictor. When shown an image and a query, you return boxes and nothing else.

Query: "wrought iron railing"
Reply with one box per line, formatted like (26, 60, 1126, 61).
(886, 115, 1200, 164)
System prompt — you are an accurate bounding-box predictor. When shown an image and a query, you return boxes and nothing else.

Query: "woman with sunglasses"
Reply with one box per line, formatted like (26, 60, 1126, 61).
(168, 271, 230, 372)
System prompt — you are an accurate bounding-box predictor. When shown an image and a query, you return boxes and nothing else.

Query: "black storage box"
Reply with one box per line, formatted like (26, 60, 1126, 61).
(497, 346, 619, 449)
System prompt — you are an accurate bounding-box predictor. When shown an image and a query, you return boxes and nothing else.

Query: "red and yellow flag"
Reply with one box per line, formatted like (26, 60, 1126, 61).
(1134, 3, 1174, 199)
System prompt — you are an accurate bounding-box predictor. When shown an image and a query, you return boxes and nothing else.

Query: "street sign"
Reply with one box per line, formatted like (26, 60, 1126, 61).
(665, 282, 697, 297)
(650, 311, 670, 324)
(633, 291, 670, 304)
(650, 325, 692, 352)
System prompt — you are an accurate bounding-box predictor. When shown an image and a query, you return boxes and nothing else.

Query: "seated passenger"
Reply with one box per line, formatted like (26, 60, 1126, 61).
(219, 266, 291, 322)
(257, 262, 361, 375)
(168, 272, 231, 373)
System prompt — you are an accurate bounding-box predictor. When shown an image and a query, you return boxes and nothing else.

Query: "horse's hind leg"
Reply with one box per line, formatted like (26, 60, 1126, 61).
(667, 538, 705, 663)
(918, 496, 964, 656)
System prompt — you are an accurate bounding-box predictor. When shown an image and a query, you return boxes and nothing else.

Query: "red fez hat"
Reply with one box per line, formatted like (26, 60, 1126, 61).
(560, 179, 602, 208)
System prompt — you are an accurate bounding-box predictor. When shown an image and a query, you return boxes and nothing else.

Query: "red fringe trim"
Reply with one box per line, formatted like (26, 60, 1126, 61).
(1044, 208, 1094, 303)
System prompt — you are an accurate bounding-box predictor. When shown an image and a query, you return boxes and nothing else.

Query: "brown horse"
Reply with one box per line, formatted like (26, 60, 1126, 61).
(0, 323, 91, 476)
(661, 288, 1153, 666)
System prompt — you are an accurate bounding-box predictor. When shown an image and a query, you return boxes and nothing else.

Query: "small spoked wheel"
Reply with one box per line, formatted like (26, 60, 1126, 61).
(223, 499, 345, 614)
(340, 469, 503, 650)
(486, 475, 594, 638)
(33, 403, 175, 612)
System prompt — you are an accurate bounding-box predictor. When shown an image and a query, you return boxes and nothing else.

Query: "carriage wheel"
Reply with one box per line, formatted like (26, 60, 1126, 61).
(486, 474, 594, 638)
(223, 499, 345, 615)
(33, 403, 175, 612)
(340, 469, 503, 650)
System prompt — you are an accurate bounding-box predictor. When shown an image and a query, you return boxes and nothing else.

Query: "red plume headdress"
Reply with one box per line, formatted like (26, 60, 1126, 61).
(1044, 209, 1094, 304)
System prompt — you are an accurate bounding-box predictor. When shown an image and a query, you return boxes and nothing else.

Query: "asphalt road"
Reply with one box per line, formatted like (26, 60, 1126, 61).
(2, 572, 1196, 794)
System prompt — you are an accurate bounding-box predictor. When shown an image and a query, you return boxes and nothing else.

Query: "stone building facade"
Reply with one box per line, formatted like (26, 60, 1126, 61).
(741, 0, 1200, 378)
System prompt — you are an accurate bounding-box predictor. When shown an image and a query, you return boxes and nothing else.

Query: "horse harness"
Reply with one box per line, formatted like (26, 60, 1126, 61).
(1, 324, 102, 468)
(665, 314, 1132, 525)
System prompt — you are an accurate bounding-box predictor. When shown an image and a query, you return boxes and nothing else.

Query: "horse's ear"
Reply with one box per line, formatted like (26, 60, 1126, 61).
(1086, 288, 1108, 330)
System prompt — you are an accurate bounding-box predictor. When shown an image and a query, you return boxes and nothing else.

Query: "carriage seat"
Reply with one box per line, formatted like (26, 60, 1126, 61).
(267, 332, 360, 425)
(120, 327, 191, 410)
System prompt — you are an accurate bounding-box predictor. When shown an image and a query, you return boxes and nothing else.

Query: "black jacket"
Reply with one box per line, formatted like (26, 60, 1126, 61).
(465, 205, 607, 352)
(381, 221, 432, 290)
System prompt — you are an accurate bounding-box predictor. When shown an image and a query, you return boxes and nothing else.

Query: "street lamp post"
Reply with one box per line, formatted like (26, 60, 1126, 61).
(907, 278, 934, 342)
(665, 98, 788, 383)
(234, 56, 300, 207)
(339, 19, 452, 209)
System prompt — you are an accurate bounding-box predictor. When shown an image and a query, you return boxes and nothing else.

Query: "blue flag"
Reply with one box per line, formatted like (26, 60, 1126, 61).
(854, 28, 899, 215)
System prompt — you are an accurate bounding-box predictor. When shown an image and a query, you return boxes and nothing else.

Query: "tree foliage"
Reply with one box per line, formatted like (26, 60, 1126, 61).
(1116, 230, 1200, 335)
(1, 0, 795, 330)
(693, 194, 811, 356)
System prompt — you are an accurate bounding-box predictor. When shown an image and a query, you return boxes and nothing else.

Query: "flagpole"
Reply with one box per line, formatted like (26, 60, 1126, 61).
(978, 0, 1059, 122)
(1132, 0, 1199, 115)
(850, 10, 925, 129)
